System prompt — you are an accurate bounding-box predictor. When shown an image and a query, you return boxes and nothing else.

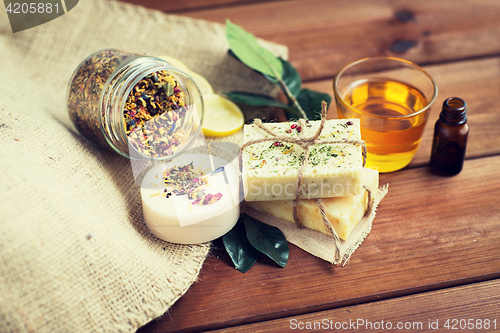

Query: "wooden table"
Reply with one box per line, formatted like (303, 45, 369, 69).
(123, 0, 500, 331)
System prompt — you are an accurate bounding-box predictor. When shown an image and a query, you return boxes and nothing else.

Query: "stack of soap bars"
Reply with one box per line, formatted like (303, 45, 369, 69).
(242, 118, 378, 241)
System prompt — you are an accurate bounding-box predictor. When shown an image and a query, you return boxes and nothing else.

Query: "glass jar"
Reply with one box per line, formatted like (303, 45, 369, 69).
(67, 49, 204, 160)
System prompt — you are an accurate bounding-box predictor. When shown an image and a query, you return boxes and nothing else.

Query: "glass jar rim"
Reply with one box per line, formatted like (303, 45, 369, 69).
(333, 56, 438, 120)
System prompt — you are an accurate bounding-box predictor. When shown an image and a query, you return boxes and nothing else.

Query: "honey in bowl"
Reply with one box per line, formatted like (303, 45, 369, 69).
(334, 57, 437, 173)
(338, 78, 429, 172)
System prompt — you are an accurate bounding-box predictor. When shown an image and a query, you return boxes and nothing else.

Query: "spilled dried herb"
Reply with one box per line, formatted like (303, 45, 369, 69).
(162, 162, 223, 206)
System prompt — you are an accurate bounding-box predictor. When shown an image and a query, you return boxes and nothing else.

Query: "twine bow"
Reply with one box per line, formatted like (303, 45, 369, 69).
(241, 101, 373, 263)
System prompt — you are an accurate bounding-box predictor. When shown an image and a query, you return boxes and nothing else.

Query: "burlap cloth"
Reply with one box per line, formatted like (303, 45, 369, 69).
(0, 0, 287, 332)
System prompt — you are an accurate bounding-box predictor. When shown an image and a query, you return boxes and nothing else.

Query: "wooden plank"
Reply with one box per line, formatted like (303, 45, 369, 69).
(138, 155, 500, 333)
(177, 0, 500, 81)
(210, 279, 500, 332)
(117, 0, 260, 13)
(303, 57, 500, 168)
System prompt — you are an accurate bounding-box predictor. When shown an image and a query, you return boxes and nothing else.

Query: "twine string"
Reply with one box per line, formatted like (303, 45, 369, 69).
(241, 101, 373, 263)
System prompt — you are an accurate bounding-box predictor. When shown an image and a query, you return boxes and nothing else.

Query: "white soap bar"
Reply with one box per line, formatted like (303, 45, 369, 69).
(246, 168, 378, 241)
(242, 119, 364, 201)
(141, 154, 239, 244)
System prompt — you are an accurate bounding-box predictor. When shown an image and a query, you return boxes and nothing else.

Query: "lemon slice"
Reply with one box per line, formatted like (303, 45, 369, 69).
(202, 94, 244, 137)
(158, 55, 191, 72)
(185, 70, 214, 96)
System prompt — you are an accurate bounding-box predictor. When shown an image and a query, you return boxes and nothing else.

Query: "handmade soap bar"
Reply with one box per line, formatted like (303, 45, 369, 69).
(141, 154, 239, 244)
(246, 168, 378, 241)
(242, 119, 364, 201)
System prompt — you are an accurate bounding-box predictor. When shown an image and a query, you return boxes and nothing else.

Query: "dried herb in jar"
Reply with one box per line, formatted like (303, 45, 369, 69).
(67, 49, 199, 159)
(67, 49, 136, 148)
(124, 70, 187, 158)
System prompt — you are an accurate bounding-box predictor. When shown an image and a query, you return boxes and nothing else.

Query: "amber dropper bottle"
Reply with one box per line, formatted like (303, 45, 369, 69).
(430, 97, 469, 175)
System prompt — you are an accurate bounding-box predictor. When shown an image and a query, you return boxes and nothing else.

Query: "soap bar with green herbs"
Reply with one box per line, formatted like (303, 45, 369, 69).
(242, 119, 364, 201)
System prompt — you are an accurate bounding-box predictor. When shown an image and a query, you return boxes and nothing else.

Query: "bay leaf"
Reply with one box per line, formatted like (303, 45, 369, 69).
(226, 19, 283, 79)
(222, 218, 260, 273)
(281, 58, 301, 96)
(263, 58, 301, 95)
(225, 91, 302, 117)
(294, 88, 332, 120)
(242, 214, 289, 268)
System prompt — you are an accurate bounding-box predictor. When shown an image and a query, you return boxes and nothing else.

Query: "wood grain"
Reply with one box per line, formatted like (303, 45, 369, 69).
(304, 56, 500, 168)
(118, 1, 500, 332)
(138, 155, 500, 333)
(176, 0, 500, 81)
(117, 0, 258, 13)
(210, 279, 500, 332)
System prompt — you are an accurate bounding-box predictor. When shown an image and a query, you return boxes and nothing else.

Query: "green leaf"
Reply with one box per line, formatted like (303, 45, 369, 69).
(281, 58, 301, 96)
(226, 19, 283, 79)
(242, 214, 289, 268)
(295, 88, 332, 120)
(222, 218, 261, 273)
(225, 91, 302, 117)
(262, 58, 301, 93)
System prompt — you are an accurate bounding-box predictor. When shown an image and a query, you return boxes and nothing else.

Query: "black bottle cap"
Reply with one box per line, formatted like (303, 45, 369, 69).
(440, 97, 467, 125)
